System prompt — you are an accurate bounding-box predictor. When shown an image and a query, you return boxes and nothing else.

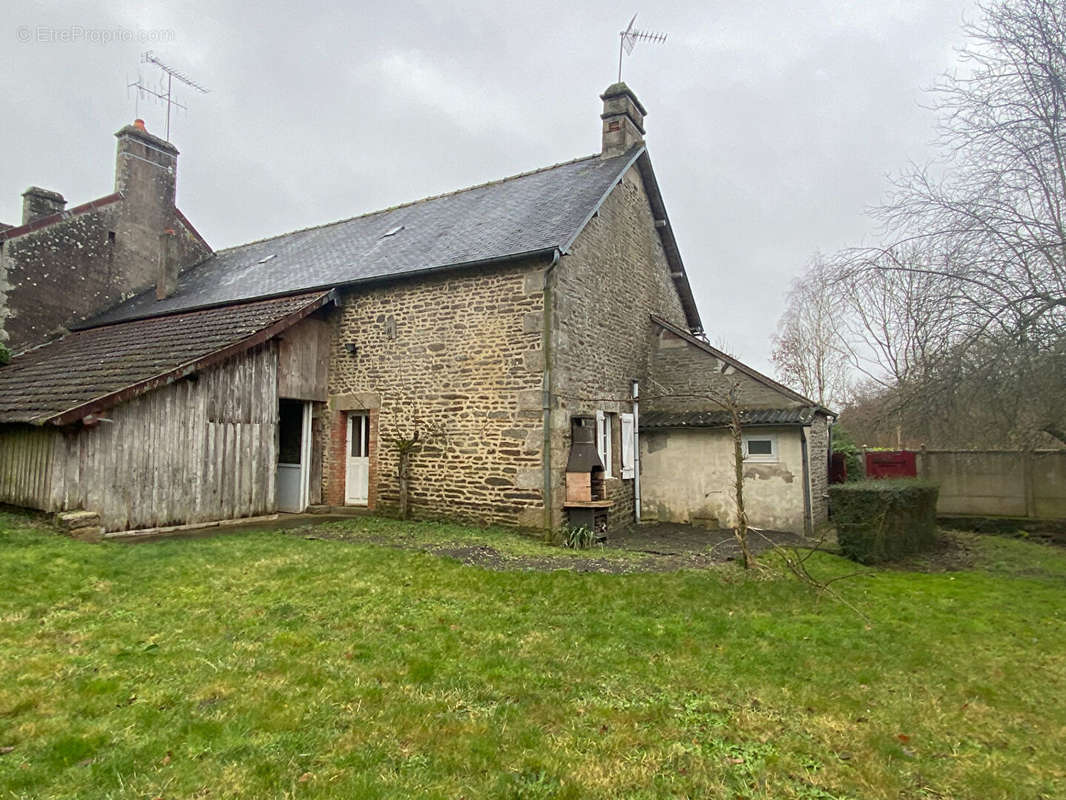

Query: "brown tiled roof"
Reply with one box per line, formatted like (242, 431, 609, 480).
(0, 291, 332, 425)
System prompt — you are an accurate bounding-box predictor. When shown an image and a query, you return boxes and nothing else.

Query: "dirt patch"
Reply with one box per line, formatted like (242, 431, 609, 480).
(606, 522, 809, 559)
(294, 522, 815, 574)
(882, 530, 980, 573)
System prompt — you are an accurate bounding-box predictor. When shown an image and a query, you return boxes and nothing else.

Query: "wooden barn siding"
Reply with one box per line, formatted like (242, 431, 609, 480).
(42, 344, 279, 531)
(278, 317, 330, 402)
(0, 425, 59, 510)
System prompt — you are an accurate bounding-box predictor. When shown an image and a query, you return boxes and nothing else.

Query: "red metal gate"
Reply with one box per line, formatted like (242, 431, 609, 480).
(864, 450, 917, 479)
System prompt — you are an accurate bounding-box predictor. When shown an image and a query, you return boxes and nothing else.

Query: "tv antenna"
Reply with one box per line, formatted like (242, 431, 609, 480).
(618, 13, 667, 83)
(128, 51, 210, 141)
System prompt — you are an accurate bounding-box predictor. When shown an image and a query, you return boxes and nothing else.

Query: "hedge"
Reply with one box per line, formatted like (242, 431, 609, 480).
(829, 480, 939, 563)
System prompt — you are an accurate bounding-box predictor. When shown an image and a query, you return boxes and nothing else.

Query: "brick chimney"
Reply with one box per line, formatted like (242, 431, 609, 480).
(21, 186, 66, 224)
(600, 82, 646, 158)
(114, 118, 178, 229)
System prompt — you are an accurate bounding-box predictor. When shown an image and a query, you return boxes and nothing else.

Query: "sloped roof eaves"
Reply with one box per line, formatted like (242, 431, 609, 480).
(76, 247, 560, 331)
(640, 407, 819, 429)
(83, 150, 641, 328)
(0, 291, 332, 426)
(635, 151, 703, 335)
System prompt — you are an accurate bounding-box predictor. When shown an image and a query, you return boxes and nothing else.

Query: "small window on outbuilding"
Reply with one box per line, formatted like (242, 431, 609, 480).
(742, 432, 778, 463)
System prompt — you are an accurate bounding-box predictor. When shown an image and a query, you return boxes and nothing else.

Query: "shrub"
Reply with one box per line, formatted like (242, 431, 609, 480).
(830, 480, 939, 563)
(831, 425, 864, 481)
(0, 342, 10, 366)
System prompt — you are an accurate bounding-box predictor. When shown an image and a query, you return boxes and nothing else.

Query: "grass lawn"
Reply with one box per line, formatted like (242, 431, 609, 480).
(1, 511, 1064, 799)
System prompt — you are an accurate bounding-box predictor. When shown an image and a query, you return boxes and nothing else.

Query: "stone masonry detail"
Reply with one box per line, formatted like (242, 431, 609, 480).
(550, 163, 688, 528)
(322, 260, 547, 527)
(0, 122, 209, 352)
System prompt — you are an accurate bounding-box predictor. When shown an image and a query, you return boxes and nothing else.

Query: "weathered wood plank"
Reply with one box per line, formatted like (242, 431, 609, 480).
(0, 345, 280, 530)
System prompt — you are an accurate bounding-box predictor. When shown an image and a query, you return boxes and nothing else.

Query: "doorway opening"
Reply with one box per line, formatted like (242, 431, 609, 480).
(277, 398, 311, 512)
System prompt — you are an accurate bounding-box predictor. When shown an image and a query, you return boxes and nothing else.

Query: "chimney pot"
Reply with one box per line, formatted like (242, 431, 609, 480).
(133, 118, 146, 130)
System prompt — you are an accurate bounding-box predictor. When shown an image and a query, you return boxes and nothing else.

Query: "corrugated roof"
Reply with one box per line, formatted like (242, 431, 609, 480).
(0, 291, 331, 425)
(640, 407, 821, 429)
(85, 148, 647, 327)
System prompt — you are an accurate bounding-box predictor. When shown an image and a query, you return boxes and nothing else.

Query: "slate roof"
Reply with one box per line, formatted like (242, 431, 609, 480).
(86, 146, 705, 329)
(640, 407, 822, 430)
(0, 291, 331, 425)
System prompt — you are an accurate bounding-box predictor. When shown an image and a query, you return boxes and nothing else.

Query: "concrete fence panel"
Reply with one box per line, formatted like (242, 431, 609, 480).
(917, 449, 1066, 519)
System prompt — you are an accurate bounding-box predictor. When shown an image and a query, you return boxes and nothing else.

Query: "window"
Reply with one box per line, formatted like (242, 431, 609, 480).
(349, 414, 370, 458)
(595, 410, 614, 477)
(742, 433, 778, 462)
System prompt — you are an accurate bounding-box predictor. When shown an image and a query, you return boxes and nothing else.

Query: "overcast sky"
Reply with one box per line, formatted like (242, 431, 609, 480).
(1, 0, 977, 375)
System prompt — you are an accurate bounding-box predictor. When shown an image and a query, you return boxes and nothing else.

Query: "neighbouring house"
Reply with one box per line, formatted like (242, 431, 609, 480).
(0, 84, 831, 536)
(0, 121, 211, 352)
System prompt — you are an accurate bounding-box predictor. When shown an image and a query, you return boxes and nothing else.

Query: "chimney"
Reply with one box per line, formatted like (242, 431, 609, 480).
(156, 229, 178, 300)
(600, 82, 647, 158)
(21, 186, 66, 224)
(114, 118, 178, 226)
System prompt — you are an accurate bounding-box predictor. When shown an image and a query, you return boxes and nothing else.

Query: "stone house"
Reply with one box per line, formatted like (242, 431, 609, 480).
(0, 121, 210, 352)
(0, 84, 831, 536)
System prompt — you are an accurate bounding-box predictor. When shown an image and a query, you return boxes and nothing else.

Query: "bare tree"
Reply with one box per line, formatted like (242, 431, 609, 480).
(386, 415, 449, 520)
(874, 0, 1066, 344)
(771, 256, 851, 409)
(793, 1, 1066, 447)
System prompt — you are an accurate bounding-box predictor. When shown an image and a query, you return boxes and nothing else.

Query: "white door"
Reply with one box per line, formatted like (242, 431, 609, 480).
(345, 413, 370, 505)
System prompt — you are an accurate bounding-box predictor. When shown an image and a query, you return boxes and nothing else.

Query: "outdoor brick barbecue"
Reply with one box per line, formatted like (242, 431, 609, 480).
(564, 415, 612, 532)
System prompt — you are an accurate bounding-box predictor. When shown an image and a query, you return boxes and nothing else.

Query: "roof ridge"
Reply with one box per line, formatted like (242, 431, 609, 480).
(0, 192, 124, 241)
(213, 152, 603, 256)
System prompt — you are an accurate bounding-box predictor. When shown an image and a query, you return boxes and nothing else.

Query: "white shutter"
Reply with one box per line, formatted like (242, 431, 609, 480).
(620, 412, 635, 479)
(595, 410, 608, 475)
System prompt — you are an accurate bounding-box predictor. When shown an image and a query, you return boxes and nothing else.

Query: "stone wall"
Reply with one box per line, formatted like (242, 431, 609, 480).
(549, 163, 688, 529)
(0, 123, 210, 352)
(647, 327, 807, 411)
(321, 260, 547, 527)
(0, 207, 207, 351)
(806, 414, 830, 525)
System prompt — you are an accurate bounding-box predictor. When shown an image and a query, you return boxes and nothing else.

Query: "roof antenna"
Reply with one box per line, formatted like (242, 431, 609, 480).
(618, 13, 667, 83)
(127, 51, 210, 142)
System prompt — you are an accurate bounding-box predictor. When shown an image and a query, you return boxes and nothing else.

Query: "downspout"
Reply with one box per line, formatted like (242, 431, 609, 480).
(541, 248, 561, 533)
(632, 379, 641, 523)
